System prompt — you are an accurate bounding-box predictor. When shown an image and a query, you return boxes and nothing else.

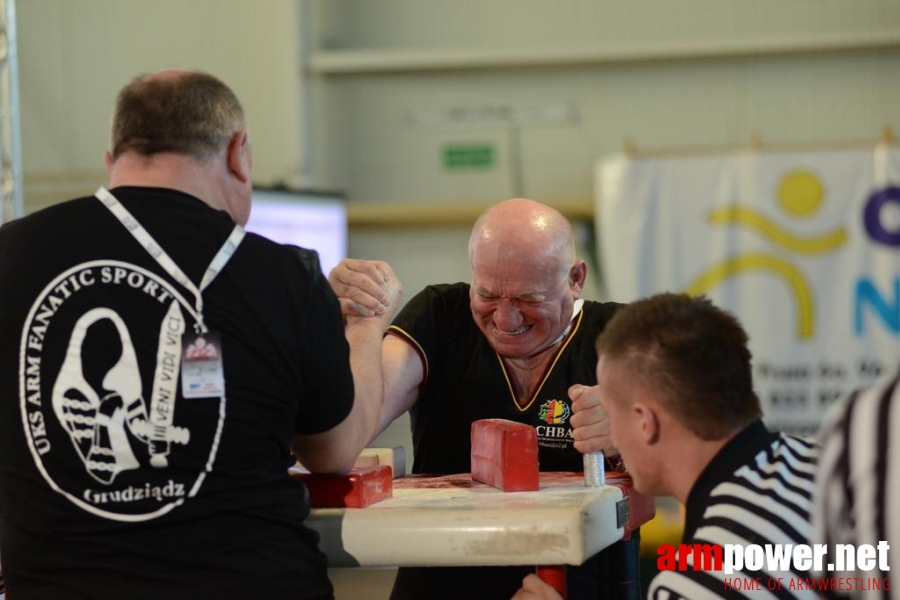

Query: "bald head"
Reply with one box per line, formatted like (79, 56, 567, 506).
(469, 199, 575, 279)
(467, 199, 586, 359)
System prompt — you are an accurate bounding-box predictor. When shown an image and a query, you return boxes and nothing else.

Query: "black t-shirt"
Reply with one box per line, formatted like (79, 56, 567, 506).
(387, 283, 624, 600)
(0, 187, 354, 600)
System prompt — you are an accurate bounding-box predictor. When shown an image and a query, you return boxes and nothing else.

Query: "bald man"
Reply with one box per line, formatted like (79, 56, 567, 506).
(0, 71, 398, 599)
(329, 199, 638, 600)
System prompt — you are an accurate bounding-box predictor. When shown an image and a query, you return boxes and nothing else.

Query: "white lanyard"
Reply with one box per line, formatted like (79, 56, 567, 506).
(549, 298, 584, 347)
(95, 187, 245, 333)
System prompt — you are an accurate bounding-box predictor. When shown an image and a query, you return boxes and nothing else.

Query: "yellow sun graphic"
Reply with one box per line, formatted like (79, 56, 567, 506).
(778, 171, 823, 217)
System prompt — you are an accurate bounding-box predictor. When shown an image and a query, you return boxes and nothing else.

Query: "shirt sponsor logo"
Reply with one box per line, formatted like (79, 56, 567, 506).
(19, 261, 224, 521)
(535, 399, 574, 450)
(538, 399, 570, 425)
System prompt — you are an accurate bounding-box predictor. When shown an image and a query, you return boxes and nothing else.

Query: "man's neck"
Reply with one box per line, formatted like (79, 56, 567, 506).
(106, 153, 232, 219)
(667, 434, 733, 506)
(503, 302, 579, 371)
(505, 344, 557, 371)
(502, 343, 565, 406)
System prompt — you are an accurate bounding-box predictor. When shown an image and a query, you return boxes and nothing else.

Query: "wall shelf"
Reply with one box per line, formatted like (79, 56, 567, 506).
(308, 31, 900, 75)
(347, 199, 593, 228)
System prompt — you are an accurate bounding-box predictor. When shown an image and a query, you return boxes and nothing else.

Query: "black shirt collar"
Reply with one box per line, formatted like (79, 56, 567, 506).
(682, 419, 777, 541)
(109, 186, 207, 206)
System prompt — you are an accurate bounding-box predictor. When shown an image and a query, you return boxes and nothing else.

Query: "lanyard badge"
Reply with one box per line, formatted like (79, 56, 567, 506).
(181, 331, 226, 399)
(95, 187, 244, 404)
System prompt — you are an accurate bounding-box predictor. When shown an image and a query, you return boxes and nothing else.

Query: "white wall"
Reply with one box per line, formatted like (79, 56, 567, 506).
(307, 0, 900, 204)
(18, 1, 900, 255)
(19, 0, 307, 209)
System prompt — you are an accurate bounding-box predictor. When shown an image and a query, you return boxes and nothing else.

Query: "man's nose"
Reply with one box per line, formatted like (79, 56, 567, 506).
(494, 300, 524, 330)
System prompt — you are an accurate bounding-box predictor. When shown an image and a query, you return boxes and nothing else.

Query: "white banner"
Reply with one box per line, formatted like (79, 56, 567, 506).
(596, 145, 900, 435)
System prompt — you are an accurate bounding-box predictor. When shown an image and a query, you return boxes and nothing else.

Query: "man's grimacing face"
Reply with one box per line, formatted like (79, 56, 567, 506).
(469, 253, 577, 359)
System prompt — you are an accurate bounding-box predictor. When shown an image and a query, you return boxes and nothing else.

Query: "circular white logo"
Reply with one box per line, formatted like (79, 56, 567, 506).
(20, 261, 224, 521)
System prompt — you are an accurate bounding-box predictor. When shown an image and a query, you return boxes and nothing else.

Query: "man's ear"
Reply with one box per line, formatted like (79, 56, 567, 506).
(634, 402, 660, 445)
(569, 260, 587, 294)
(227, 131, 250, 184)
(103, 151, 114, 175)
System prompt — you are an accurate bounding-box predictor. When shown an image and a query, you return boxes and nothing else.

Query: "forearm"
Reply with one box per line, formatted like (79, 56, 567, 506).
(291, 317, 390, 474)
(294, 258, 405, 472)
(345, 316, 390, 447)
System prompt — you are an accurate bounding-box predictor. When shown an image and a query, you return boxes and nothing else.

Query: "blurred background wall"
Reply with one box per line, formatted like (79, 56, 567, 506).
(12, 1, 900, 597)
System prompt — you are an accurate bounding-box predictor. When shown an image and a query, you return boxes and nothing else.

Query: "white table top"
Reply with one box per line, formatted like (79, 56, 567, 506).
(306, 473, 626, 568)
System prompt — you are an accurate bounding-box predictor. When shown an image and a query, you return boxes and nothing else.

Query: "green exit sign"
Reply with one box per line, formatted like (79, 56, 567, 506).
(442, 143, 495, 170)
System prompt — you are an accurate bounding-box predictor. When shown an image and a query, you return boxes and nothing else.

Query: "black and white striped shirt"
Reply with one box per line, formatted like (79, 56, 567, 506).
(649, 420, 819, 599)
(812, 374, 899, 599)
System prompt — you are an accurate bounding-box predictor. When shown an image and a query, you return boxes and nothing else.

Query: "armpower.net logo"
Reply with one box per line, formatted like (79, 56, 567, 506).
(658, 542, 891, 593)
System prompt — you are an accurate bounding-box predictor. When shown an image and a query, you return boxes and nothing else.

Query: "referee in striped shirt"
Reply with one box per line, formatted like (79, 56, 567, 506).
(812, 373, 899, 598)
(513, 293, 819, 600)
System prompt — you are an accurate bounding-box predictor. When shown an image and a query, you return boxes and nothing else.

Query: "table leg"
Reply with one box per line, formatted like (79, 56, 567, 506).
(536, 565, 567, 598)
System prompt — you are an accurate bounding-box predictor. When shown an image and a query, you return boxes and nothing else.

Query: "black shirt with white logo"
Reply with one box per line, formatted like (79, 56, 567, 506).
(0, 187, 353, 599)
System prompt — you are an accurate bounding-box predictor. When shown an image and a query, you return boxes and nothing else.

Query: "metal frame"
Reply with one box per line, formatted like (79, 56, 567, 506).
(0, 0, 23, 226)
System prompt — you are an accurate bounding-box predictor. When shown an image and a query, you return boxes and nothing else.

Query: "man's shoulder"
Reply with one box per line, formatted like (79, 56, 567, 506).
(773, 432, 819, 459)
(403, 282, 471, 312)
(9, 194, 96, 219)
(0, 195, 97, 239)
(580, 299, 626, 328)
(718, 430, 818, 494)
(738, 431, 818, 481)
(424, 281, 469, 297)
(582, 299, 625, 312)
(697, 433, 816, 548)
(233, 238, 328, 291)
(390, 282, 475, 341)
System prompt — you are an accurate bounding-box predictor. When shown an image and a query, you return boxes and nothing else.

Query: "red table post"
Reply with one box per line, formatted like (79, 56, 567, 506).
(536, 565, 568, 598)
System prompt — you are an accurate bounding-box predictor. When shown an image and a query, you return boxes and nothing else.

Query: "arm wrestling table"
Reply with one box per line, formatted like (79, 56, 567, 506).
(303, 472, 652, 570)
